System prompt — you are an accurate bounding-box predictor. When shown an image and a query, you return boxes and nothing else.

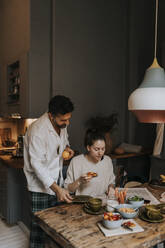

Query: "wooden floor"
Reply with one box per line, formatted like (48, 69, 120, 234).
(0, 217, 29, 248)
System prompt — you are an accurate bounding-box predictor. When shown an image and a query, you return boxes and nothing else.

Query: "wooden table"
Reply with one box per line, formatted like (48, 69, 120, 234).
(35, 185, 165, 248)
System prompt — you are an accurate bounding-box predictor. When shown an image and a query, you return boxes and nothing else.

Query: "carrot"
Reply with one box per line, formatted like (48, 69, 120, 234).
(115, 188, 119, 199)
(123, 190, 127, 200)
(120, 191, 124, 204)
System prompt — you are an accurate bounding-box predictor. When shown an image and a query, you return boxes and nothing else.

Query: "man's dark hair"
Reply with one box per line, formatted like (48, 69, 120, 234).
(48, 95, 74, 116)
(84, 128, 105, 147)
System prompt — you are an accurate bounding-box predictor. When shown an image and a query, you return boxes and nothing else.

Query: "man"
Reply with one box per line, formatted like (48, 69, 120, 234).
(23, 95, 74, 248)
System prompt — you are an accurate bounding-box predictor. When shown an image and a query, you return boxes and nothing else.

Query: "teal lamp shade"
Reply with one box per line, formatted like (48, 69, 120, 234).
(128, 58, 165, 123)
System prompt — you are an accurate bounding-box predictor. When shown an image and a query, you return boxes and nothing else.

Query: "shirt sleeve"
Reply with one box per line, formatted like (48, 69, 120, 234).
(64, 158, 75, 189)
(28, 134, 55, 189)
(107, 157, 116, 185)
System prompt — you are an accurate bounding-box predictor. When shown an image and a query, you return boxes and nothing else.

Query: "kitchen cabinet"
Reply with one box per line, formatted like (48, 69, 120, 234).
(0, 0, 52, 118)
(0, 161, 22, 224)
(0, 156, 30, 227)
(20, 169, 31, 228)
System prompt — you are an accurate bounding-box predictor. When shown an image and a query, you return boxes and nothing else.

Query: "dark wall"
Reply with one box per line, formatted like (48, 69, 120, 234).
(52, 0, 129, 151)
(52, 0, 158, 152)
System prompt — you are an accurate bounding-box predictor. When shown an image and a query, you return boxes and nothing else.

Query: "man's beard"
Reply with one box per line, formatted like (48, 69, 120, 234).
(54, 121, 66, 129)
(58, 124, 66, 129)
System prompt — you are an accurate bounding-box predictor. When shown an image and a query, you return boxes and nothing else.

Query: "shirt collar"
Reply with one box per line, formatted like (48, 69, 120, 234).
(45, 112, 66, 137)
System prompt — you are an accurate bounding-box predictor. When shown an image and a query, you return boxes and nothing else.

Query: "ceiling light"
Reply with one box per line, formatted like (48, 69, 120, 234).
(128, 0, 165, 123)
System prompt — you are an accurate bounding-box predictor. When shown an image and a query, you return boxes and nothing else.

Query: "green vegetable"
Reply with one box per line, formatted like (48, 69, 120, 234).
(128, 195, 143, 201)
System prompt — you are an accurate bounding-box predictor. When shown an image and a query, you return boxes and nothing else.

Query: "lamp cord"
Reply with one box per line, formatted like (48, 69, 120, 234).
(154, 0, 158, 58)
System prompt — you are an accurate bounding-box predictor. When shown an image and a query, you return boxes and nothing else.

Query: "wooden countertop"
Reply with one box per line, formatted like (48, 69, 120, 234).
(0, 155, 24, 169)
(35, 185, 165, 248)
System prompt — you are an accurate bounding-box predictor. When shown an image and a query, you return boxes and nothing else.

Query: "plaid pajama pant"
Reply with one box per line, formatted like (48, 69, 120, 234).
(29, 192, 59, 248)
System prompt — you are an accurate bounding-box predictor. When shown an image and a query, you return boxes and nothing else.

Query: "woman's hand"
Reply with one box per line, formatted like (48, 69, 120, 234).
(79, 174, 92, 184)
(106, 184, 115, 198)
(67, 173, 92, 193)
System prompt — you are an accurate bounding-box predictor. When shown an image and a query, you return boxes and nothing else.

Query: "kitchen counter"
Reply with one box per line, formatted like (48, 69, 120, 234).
(35, 184, 165, 248)
(0, 155, 23, 169)
(0, 154, 25, 224)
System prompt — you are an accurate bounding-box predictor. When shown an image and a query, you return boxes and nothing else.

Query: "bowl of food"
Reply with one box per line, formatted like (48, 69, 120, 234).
(115, 204, 138, 219)
(103, 212, 123, 229)
(127, 195, 144, 208)
(106, 200, 118, 212)
(145, 205, 163, 220)
(87, 198, 102, 212)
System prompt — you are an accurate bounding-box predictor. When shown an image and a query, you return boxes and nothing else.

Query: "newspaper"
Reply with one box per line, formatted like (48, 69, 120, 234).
(119, 187, 160, 205)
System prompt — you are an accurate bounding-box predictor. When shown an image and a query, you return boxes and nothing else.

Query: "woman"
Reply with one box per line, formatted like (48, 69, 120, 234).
(64, 129, 115, 197)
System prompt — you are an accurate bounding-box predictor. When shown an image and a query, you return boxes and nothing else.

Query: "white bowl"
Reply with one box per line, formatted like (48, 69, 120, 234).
(103, 213, 123, 229)
(106, 200, 118, 212)
(115, 204, 138, 219)
(127, 198, 144, 208)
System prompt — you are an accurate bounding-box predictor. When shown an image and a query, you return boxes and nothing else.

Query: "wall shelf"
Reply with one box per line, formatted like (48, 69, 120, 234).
(7, 61, 20, 104)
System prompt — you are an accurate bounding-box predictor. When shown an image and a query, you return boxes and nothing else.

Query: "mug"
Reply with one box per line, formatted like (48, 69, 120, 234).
(87, 198, 102, 212)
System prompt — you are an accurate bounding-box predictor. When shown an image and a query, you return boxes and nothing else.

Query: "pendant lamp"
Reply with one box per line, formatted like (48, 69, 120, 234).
(128, 0, 165, 123)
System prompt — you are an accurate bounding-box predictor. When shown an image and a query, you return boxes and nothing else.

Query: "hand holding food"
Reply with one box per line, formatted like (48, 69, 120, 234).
(62, 147, 74, 160)
(79, 174, 92, 184)
(78, 171, 98, 185)
(62, 150, 70, 159)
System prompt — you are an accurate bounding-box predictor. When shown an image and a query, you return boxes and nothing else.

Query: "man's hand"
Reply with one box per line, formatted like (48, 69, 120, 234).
(62, 146, 74, 160)
(50, 182, 73, 203)
(56, 187, 73, 203)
